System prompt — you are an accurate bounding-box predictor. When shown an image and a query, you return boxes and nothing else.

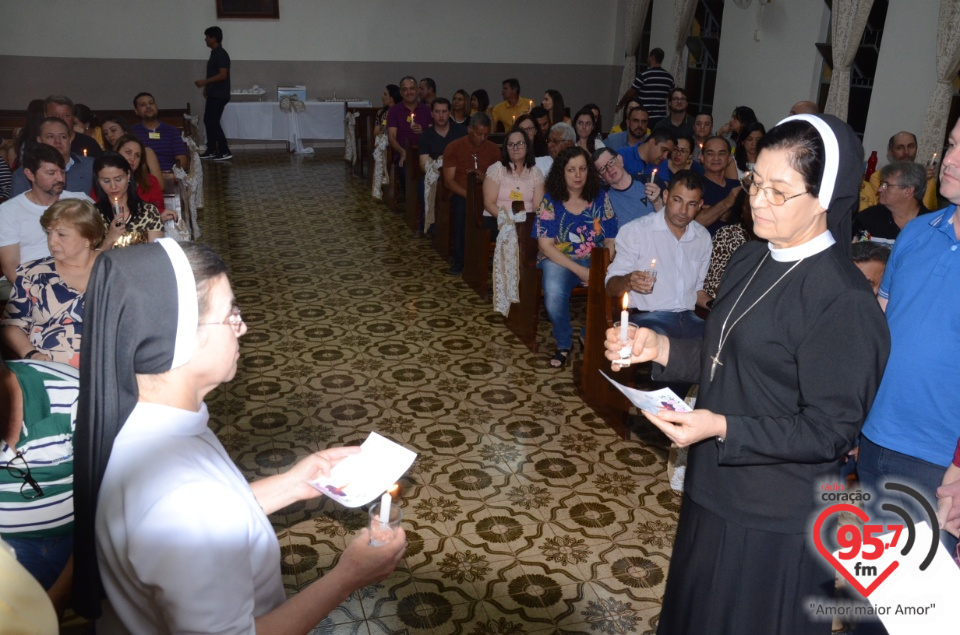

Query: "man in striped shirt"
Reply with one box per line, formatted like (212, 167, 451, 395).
(616, 48, 675, 129)
(0, 359, 79, 613)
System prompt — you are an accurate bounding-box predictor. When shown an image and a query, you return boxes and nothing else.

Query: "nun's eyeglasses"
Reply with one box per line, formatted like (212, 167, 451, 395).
(740, 174, 807, 206)
(199, 307, 244, 335)
(5, 451, 44, 499)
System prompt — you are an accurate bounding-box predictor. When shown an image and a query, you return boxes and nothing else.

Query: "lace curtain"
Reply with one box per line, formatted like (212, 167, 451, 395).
(918, 0, 960, 162)
(823, 0, 875, 121)
(668, 0, 699, 87)
(613, 0, 650, 125)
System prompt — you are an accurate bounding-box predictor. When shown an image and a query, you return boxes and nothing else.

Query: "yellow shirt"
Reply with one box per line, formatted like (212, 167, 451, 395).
(490, 97, 533, 132)
(859, 168, 938, 211)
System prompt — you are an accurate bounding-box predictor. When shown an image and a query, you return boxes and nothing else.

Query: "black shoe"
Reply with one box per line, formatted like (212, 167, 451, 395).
(199, 152, 217, 160)
(213, 153, 233, 161)
(446, 265, 463, 276)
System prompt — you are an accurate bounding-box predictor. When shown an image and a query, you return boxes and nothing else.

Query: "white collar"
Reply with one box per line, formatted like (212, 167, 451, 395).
(768, 230, 835, 262)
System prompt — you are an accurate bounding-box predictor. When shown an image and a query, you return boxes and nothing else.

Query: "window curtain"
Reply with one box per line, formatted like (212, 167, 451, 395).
(918, 0, 960, 163)
(613, 0, 650, 126)
(823, 0, 875, 121)
(668, 0, 699, 87)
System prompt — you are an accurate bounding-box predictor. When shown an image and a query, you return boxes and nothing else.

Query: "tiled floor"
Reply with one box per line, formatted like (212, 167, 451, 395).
(198, 150, 678, 635)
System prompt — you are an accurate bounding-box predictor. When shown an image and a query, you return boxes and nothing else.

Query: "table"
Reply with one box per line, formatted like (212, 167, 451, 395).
(221, 101, 371, 153)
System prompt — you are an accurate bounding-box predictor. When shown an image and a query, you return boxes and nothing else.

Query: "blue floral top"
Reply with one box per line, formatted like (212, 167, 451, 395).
(533, 191, 618, 264)
(1, 257, 84, 368)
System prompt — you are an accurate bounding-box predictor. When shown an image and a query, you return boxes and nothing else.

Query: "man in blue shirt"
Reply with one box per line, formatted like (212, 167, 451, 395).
(617, 128, 674, 183)
(858, 118, 960, 554)
(593, 147, 662, 226)
(9, 118, 93, 198)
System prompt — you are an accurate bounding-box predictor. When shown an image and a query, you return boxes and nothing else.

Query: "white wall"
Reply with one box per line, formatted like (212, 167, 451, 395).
(0, 0, 620, 66)
(861, 0, 940, 161)
(713, 0, 828, 129)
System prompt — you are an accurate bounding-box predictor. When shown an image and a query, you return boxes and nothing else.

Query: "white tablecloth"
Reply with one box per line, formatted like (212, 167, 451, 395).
(221, 101, 370, 149)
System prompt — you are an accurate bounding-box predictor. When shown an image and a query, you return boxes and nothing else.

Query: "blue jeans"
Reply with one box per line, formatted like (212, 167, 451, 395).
(628, 310, 704, 339)
(4, 533, 73, 589)
(857, 436, 957, 552)
(538, 258, 584, 350)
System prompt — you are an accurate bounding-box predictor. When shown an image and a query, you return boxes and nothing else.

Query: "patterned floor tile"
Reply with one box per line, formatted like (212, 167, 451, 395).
(195, 150, 676, 633)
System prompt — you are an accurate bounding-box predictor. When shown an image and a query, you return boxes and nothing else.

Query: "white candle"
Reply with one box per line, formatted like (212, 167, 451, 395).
(651, 258, 657, 271)
(379, 490, 391, 527)
(113, 197, 120, 219)
(620, 293, 629, 342)
(650, 168, 658, 182)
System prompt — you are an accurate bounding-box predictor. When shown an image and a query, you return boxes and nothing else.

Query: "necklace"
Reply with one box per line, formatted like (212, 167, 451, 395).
(710, 253, 806, 381)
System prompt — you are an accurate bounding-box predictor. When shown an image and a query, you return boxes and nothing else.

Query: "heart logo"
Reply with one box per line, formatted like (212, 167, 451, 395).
(812, 503, 899, 598)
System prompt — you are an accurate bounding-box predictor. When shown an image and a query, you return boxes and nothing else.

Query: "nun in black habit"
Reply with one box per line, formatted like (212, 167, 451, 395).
(607, 114, 890, 634)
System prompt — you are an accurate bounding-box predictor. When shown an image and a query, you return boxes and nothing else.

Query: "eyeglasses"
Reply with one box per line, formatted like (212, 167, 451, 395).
(199, 306, 245, 335)
(740, 174, 808, 206)
(674, 148, 691, 156)
(5, 451, 44, 500)
(670, 97, 688, 103)
(878, 181, 908, 190)
(506, 140, 527, 150)
(518, 125, 536, 134)
(597, 156, 619, 176)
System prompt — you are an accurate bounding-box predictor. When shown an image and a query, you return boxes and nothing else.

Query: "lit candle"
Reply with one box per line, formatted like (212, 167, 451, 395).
(83, 148, 87, 157)
(651, 258, 657, 271)
(113, 197, 120, 218)
(650, 168, 658, 182)
(379, 483, 398, 531)
(529, 99, 533, 111)
(512, 115, 516, 123)
(410, 113, 415, 127)
(620, 293, 629, 343)
(930, 151, 939, 166)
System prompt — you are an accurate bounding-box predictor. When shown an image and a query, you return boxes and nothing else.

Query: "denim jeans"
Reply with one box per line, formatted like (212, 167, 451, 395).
(628, 310, 704, 339)
(857, 436, 957, 552)
(204, 96, 231, 156)
(5, 533, 73, 589)
(538, 258, 584, 350)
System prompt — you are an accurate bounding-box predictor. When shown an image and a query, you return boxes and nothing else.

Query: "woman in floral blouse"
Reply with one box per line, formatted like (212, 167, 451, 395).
(534, 146, 618, 368)
(1, 199, 102, 367)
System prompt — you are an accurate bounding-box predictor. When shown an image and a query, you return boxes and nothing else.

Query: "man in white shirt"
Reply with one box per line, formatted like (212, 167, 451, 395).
(0, 144, 93, 287)
(605, 169, 711, 339)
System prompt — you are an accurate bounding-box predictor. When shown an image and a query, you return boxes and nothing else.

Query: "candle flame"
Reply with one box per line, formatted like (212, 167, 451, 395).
(622, 292, 629, 310)
(651, 168, 658, 179)
(387, 483, 399, 495)
(651, 258, 657, 269)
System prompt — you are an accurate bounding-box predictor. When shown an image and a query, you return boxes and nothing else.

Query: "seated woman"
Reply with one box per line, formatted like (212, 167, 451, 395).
(72, 239, 406, 632)
(573, 107, 605, 154)
(470, 89, 490, 117)
(451, 89, 470, 125)
(667, 133, 702, 178)
(484, 128, 545, 239)
(92, 153, 163, 249)
(734, 122, 766, 179)
(1, 199, 101, 368)
(542, 90, 568, 125)
(72, 104, 104, 150)
(584, 103, 605, 140)
(512, 114, 547, 158)
(535, 146, 617, 368)
(702, 189, 757, 302)
(375, 84, 401, 136)
(101, 116, 163, 186)
(113, 134, 173, 221)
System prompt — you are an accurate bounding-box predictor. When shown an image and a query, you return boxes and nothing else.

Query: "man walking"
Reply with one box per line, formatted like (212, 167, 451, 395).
(195, 26, 232, 161)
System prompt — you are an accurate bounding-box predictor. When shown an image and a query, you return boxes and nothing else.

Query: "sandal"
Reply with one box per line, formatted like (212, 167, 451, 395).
(549, 349, 571, 369)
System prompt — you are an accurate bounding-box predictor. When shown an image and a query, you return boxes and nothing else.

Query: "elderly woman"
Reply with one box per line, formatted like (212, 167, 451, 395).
(101, 116, 163, 186)
(72, 240, 406, 632)
(92, 153, 163, 249)
(1, 199, 101, 368)
(607, 115, 889, 634)
(483, 128, 544, 238)
(536, 146, 617, 368)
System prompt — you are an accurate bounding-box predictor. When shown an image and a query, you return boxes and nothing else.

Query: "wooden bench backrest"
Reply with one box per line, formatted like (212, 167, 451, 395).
(0, 106, 191, 141)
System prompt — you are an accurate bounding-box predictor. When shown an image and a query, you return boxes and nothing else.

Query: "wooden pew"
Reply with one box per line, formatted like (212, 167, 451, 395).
(504, 218, 588, 354)
(404, 140, 422, 231)
(462, 171, 494, 300)
(432, 177, 452, 260)
(578, 247, 631, 439)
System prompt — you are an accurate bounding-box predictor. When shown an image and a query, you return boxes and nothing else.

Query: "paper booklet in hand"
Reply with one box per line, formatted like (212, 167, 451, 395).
(308, 432, 417, 507)
(600, 371, 692, 415)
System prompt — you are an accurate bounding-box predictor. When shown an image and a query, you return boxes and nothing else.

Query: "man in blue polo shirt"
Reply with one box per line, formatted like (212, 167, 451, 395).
(858, 117, 960, 554)
(617, 128, 674, 183)
(131, 92, 188, 175)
